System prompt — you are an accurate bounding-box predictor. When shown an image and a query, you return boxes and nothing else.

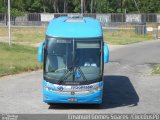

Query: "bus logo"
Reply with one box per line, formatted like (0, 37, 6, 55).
(57, 86, 63, 91)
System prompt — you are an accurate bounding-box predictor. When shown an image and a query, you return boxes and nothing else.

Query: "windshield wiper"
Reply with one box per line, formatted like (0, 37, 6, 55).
(58, 65, 88, 85)
(74, 66, 88, 82)
(58, 66, 73, 84)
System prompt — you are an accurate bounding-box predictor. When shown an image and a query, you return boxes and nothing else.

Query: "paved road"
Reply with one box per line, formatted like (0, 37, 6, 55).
(0, 40, 160, 114)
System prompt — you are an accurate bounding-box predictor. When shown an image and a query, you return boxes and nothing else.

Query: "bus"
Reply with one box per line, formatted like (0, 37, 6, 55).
(38, 16, 109, 104)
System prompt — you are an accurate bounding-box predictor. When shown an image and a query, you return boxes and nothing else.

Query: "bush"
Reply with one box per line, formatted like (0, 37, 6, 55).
(11, 8, 25, 17)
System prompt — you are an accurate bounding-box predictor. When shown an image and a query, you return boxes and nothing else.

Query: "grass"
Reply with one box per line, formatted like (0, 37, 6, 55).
(13, 27, 45, 45)
(0, 43, 42, 77)
(0, 27, 153, 46)
(103, 30, 153, 45)
(0, 27, 154, 77)
(0, 27, 45, 46)
(152, 65, 160, 75)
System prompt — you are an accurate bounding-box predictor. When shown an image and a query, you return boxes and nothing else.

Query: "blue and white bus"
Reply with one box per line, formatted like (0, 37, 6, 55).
(38, 16, 109, 104)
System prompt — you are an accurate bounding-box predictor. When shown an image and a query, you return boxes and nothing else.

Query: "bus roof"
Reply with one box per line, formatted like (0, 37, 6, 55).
(46, 16, 102, 38)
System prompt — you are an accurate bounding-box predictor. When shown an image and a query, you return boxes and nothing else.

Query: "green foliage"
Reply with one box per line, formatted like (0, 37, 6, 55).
(0, 0, 160, 13)
(0, 7, 4, 13)
(29, 0, 43, 12)
(72, 0, 81, 13)
(103, 29, 152, 45)
(0, 0, 4, 12)
(11, 8, 25, 16)
(0, 43, 42, 77)
(139, 0, 160, 13)
(96, 0, 108, 13)
(152, 65, 160, 75)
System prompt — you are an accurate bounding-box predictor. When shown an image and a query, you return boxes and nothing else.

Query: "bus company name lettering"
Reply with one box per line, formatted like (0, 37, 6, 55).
(71, 85, 93, 90)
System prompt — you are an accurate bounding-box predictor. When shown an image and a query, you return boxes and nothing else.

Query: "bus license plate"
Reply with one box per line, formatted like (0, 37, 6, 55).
(68, 98, 77, 102)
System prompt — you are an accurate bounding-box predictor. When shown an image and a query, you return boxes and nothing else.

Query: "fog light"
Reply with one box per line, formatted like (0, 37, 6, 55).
(68, 98, 77, 102)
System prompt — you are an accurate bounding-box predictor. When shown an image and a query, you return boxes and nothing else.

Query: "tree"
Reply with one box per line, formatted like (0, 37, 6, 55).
(0, 0, 4, 12)
(72, 0, 81, 13)
(63, 0, 68, 13)
(30, 0, 43, 12)
(138, 0, 160, 13)
(0, 0, 160, 13)
(95, 0, 108, 13)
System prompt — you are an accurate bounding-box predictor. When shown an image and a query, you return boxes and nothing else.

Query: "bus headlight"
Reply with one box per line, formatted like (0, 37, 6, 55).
(44, 85, 54, 92)
(90, 86, 103, 93)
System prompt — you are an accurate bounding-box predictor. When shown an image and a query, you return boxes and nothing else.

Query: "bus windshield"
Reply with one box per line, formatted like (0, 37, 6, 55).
(44, 37, 102, 85)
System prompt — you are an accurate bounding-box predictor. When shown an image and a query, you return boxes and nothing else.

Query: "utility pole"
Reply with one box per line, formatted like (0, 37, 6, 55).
(8, 0, 11, 46)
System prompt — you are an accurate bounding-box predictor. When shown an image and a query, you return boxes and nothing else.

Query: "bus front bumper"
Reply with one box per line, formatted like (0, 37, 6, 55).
(43, 89, 103, 104)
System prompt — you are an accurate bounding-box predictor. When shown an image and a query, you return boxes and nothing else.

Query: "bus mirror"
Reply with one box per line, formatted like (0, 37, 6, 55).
(104, 42, 109, 64)
(38, 41, 44, 62)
